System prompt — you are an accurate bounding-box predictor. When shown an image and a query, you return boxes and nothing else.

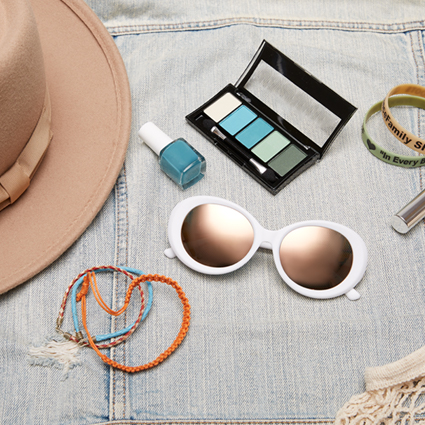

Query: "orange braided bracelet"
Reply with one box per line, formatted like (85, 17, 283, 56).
(80, 273, 191, 372)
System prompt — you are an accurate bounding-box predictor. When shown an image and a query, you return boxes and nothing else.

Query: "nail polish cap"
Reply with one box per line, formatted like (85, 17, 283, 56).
(138, 122, 173, 156)
(391, 189, 425, 233)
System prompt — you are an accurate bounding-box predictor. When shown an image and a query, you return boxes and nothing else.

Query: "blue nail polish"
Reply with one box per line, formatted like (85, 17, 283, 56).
(138, 122, 206, 190)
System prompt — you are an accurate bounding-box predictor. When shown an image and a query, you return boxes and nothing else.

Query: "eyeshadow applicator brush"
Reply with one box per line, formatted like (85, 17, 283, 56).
(202, 118, 278, 184)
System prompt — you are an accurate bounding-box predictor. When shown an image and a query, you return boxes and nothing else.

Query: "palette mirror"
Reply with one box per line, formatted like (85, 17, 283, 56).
(245, 61, 341, 148)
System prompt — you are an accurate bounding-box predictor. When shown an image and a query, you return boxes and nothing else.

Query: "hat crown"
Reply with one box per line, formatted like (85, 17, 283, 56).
(0, 0, 46, 176)
(0, 0, 131, 293)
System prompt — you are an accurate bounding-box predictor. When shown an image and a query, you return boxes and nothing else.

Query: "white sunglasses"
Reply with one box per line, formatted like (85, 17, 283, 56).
(164, 196, 367, 300)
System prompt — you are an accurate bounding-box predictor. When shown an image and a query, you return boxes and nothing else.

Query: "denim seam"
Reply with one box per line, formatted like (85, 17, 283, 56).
(411, 30, 425, 233)
(92, 420, 334, 425)
(122, 163, 130, 419)
(407, 31, 424, 236)
(111, 163, 130, 421)
(419, 31, 425, 213)
(105, 17, 425, 36)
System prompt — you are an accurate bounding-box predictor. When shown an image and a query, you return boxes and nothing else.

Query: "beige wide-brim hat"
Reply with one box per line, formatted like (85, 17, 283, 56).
(0, 0, 131, 293)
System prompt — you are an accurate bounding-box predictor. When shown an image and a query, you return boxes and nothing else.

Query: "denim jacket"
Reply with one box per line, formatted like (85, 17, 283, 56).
(2, 1, 425, 424)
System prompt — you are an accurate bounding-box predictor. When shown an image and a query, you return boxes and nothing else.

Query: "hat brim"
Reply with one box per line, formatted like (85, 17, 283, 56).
(0, 0, 131, 293)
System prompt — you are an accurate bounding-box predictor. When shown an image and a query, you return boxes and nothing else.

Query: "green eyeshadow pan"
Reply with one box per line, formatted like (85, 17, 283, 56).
(269, 144, 307, 176)
(251, 131, 290, 162)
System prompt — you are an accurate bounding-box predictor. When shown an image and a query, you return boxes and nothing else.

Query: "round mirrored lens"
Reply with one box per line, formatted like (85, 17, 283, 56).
(181, 204, 255, 267)
(279, 226, 353, 290)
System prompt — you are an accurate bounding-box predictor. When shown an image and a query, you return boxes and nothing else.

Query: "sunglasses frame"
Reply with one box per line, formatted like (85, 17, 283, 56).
(165, 196, 367, 300)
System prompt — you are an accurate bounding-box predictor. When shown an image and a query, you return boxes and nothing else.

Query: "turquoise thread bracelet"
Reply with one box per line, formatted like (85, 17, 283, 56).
(56, 266, 153, 349)
(71, 266, 153, 342)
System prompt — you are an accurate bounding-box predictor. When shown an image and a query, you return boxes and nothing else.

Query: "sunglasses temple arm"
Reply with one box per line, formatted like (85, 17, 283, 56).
(345, 288, 360, 301)
(164, 248, 176, 259)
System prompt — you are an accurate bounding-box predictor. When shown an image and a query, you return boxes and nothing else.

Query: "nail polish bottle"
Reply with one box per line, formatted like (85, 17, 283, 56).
(138, 122, 206, 190)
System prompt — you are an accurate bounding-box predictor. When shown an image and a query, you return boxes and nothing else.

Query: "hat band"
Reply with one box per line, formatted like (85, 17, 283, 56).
(0, 88, 53, 211)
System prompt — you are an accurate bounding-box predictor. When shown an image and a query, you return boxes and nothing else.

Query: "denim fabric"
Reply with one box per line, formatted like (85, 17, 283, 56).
(2, 1, 425, 424)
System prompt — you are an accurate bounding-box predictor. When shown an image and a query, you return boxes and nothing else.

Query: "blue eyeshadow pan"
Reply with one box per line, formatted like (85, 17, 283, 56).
(235, 118, 273, 149)
(219, 105, 257, 135)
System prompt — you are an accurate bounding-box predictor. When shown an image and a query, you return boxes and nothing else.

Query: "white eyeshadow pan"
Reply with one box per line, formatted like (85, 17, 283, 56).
(203, 92, 242, 122)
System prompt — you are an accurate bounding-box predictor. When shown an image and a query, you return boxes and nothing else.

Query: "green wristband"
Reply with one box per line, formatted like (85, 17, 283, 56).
(362, 95, 425, 167)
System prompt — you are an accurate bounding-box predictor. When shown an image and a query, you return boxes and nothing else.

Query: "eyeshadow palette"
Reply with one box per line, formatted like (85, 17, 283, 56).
(186, 40, 357, 194)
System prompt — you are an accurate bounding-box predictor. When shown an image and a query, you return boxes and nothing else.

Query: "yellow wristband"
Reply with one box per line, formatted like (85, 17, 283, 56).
(382, 84, 425, 154)
(363, 95, 425, 167)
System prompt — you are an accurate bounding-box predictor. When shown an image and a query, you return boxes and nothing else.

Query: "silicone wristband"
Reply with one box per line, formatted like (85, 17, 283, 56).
(382, 84, 425, 154)
(363, 95, 425, 167)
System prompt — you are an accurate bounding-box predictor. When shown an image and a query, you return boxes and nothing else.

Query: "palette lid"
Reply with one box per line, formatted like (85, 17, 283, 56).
(235, 40, 356, 158)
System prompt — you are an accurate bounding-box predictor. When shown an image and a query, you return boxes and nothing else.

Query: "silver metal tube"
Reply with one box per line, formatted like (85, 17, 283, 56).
(391, 189, 425, 233)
